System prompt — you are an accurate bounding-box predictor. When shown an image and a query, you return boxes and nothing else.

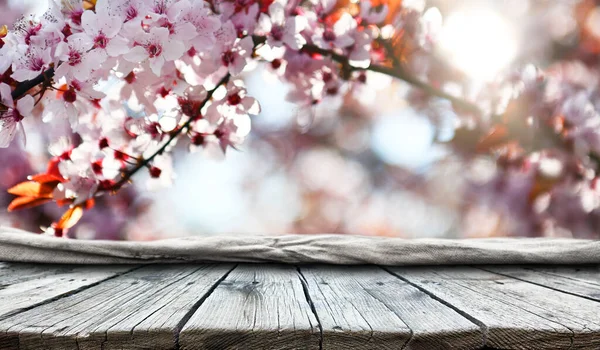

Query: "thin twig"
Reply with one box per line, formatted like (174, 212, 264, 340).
(108, 73, 231, 192)
(11, 67, 55, 100)
(298, 40, 484, 116)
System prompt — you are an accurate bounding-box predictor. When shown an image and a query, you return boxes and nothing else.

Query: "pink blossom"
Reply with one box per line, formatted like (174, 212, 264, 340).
(214, 22, 254, 76)
(0, 84, 34, 148)
(123, 27, 186, 75)
(54, 0, 85, 27)
(0, 33, 21, 74)
(146, 154, 174, 190)
(348, 26, 375, 68)
(258, 1, 307, 50)
(223, 80, 261, 115)
(55, 33, 106, 81)
(193, 117, 247, 156)
(181, 0, 221, 50)
(6, 0, 599, 240)
(11, 45, 53, 82)
(146, 0, 199, 42)
(80, 7, 128, 58)
(311, 13, 356, 50)
(104, 0, 149, 25)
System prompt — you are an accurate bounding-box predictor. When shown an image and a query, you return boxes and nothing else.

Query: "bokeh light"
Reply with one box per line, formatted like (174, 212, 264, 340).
(439, 9, 518, 82)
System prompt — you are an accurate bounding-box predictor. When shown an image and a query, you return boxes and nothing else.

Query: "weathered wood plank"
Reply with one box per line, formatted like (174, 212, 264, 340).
(0, 263, 136, 320)
(179, 264, 320, 350)
(480, 266, 600, 302)
(389, 266, 600, 349)
(2, 263, 600, 350)
(443, 268, 600, 348)
(0, 264, 234, 350)
(0, 263, 63, 284)
(300, 265, 483, 350)
(0, 262, 129, 288)
(124, 264, 235, 350)
(526, 266, 600, 286)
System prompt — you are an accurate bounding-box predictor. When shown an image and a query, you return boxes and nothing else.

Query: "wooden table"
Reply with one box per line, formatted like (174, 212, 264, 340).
(1, 263, 600, 349)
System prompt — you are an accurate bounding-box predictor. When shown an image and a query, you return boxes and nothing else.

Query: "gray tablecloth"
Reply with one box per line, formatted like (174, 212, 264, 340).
(1, 227, 599, 265)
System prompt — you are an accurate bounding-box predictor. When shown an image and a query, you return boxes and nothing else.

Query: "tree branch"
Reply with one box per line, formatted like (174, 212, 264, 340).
(108, 73, 231, 192)
(252, 34, 483, 115)
(298, 41, 484, 116)
(9, 37, 489, 193)
(11, 67, 55, 100)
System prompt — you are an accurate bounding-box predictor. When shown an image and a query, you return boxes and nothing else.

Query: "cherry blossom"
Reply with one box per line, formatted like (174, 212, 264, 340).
(213, 22, 254, 76)
(80, 6, 129, 57)
(124, 27, 186, 75)
(0, 84, 34, 148)
(258, 0, 307, 50)
(347, 26, 376, 68)
(11, 44, 53, 81)
(0, 0, 598, 239)
(311, 13, 356, 50)
(181, 0, 221, 50)
(55, 33, 106, 81)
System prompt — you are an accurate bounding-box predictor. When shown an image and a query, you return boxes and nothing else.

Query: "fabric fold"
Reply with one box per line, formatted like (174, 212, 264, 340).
(1, 227, 599, 265)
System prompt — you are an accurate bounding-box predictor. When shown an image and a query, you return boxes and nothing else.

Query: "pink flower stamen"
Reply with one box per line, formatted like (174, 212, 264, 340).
(68, 50, 82, 66)
(221, 50, 235, 66)
(146, 44, 162, 58)
(94, 33, 108, 49)
(125, 6, 138, 21)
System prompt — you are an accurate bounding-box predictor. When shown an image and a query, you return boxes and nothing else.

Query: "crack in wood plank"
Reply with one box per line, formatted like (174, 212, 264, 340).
(358, 284, 415, 350)
(478, 266, 600, 303)
(1, 264, 235, 349)
(295, 266, 324, 350)
(0, 265, 143, 322)
(179, 264, 320, 350)
(0, 265, 143, 350)
(173, 264, 238, 350)
(444, 273, 577, 350)
(3, 264, 600, 349)
(383, 266, 489, 348)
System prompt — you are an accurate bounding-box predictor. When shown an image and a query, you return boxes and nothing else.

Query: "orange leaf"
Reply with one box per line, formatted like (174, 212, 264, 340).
(7, 181, 55, 198)
(8, 197, 52, 212)
(29, 173, 65, 184)
(55, 206, 84, 230)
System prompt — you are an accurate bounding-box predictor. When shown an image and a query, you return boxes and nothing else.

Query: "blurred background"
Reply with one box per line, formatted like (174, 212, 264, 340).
(1, 0, 598, 240)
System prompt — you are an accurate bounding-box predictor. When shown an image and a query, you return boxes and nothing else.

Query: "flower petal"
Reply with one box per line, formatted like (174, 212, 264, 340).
(106, 36, 129, 57)
(16, 95, 35, 116)
(0, 83, 13, 106)
(0, 118, 17, 148)
(123, 46, 149, 62)
(149, 56, 166, 75)
(162, 39, 185, 61)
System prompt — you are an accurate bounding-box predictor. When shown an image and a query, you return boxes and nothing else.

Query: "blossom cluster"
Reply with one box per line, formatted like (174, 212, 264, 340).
(455, 61, 600, 238)
(2, 0, 599, 239)
(0, 0, 438, 235)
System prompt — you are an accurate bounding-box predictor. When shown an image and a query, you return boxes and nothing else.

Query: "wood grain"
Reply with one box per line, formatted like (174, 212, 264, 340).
(1, 263, 600, 349)
(300, 265, 483, 350)
(0, 263, 136, 319)
(524, 265, 600, 286)
(0, 264, 233, 350)
(179, 264, 320, 350)
(480, 265, 600, 302)
(389, 266, 600, 350)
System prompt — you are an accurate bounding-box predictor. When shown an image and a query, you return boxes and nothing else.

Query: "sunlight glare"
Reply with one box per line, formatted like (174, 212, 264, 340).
(439, 10, 518, 82)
